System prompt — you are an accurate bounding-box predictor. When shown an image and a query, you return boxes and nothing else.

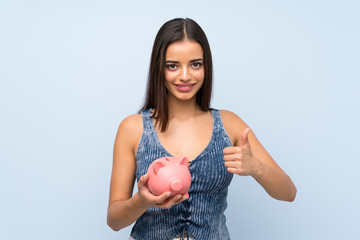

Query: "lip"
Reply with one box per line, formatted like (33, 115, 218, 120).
(174, 83, 195, 92)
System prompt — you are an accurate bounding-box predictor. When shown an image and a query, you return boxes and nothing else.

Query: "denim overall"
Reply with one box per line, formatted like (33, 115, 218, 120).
(130, 108, 233, 240)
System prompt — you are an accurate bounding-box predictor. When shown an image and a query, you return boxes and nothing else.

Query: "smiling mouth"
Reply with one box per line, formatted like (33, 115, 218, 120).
(175, 84, 195, 89)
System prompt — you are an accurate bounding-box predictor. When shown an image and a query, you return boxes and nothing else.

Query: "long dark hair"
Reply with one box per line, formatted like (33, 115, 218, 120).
(139, 18, 213, 132)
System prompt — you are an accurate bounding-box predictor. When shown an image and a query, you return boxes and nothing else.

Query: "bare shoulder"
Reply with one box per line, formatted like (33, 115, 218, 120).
(220, 109, 248, 146)
(220, 109, 247, 127)
(116, 113, 143, 154)
(118, 113, 142, 132)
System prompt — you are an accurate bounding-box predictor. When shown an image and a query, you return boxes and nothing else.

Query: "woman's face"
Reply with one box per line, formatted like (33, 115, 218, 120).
(164, 39, 205, 102)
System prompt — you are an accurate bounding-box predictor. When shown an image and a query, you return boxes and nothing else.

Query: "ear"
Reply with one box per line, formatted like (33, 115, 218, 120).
(153, 160, 166, 174)
(179, 156, 189, 166)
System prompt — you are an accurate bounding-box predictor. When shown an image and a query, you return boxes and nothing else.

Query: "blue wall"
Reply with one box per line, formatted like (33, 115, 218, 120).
(1, 0, 359, 239)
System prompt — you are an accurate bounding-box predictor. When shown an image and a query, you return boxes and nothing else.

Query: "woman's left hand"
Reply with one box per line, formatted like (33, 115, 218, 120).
(223, 128, 262, 176)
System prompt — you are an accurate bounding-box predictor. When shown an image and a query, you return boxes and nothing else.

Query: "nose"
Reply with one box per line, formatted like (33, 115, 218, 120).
(180, 67, 191, 82)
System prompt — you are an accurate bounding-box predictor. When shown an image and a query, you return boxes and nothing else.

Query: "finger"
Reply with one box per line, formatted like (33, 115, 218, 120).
(225, 163, 244, 172)
(223, 146, 241, 155)
(226, 167, 237, 174)
(161, 194, 183, 208)
(224, 157, 240, 166)
(169, 194, 183, 204)
(153, 191, 171, 204)
(223, 153, 242, 161)
(137, 174, 149, 187)
(241, 128, 251, 147)
(176, 193, 189, 203)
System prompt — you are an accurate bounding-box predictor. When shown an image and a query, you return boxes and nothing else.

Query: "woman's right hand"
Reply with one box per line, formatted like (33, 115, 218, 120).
(137, 174, 188, 209)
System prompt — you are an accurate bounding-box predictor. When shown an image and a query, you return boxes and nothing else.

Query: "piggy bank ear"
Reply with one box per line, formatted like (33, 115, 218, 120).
(179, 156, 189, 166)
(153, 160, 166, 174)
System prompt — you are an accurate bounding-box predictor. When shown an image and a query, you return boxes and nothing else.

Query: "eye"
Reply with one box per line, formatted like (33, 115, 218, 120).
(166, 64, 177, 70)
(192, 62, 203, 69)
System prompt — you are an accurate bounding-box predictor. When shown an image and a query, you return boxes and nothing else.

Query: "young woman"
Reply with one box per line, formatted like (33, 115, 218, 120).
(107, 18, 297, 240)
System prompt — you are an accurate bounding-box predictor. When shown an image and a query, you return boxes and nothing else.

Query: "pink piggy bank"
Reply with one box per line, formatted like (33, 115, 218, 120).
(146, 156, 191, 198)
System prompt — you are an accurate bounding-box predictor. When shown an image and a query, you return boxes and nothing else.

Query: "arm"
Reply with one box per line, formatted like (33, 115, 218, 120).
(107, 114, 146, 231)
(221, 110, 297, 202)
(107, 115, 187, 231)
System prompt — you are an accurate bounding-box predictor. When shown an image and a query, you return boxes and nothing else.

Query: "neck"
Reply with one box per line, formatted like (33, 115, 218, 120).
(167, 96, 202, 119)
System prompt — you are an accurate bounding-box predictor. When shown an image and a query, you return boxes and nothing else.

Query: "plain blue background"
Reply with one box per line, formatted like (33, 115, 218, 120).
(1, 0, 359, 239)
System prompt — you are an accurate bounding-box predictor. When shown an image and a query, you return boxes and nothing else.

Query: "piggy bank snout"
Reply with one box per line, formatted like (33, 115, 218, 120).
(170, 179, 183, 192)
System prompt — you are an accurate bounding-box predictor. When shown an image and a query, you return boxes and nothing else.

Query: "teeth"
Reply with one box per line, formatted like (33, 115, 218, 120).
(177, 85, 193, 89)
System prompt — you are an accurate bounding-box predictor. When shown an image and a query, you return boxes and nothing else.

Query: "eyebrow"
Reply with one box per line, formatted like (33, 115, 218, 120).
(165, 58, 204, 64)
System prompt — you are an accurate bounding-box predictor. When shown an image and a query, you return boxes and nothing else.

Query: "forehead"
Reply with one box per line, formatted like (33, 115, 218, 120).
(165, 40, 203, 60)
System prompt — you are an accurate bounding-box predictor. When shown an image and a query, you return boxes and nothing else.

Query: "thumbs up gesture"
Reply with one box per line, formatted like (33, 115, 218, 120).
(223, 128, 260, 176)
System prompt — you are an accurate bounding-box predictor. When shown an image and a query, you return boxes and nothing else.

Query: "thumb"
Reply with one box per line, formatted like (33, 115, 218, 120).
(241, 128, 251, 147)
(138, 174, 149, 187)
